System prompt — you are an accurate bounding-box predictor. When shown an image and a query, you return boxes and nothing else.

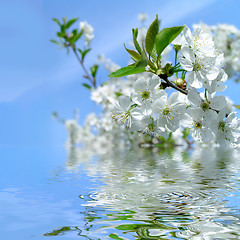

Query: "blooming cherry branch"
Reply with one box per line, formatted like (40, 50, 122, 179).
(109, 15, 240, 147)
(52, 14, 240, 149)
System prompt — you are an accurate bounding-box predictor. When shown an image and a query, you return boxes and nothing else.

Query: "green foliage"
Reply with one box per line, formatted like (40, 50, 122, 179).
(145, 15, 160, 56)
(135, 57, 148, 68)
(50, 39, 60, 45)
(155, 26, 184, 56)
(78, 48, 91, 61)
(69, 30, 83, 44)
(51, 17, 83, 48)
(124, 44, 141, 62)
(182, 128, 190, 139)
(108, 65, 146, 78)
(82, 83, 93, 90)
(132, 28, 142, 54)
(110, 18, 185, 78)
(109, 233, 124, 240)
(51, 17, 99, 89)
(91, 64, 99, 78)
(66, 18, 79, 28)
(234, 104, 240, 110)
(52, 18, 61, 26)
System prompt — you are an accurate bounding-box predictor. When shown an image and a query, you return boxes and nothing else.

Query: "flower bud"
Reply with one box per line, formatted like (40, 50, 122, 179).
(175, 78, 187, 90)
(173, 44, 181, 52)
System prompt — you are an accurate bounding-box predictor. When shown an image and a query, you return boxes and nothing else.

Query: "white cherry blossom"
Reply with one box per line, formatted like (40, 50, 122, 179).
(179, 47, 221, 88)
(152, 92, 187, 132)
(186, 108, 217, 142)
(79, 21, 94, 46)
(182, 26, 216, 58)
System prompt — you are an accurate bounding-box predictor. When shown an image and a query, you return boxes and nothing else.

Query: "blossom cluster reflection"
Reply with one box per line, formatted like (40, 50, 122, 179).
(65, 145, 240, 239)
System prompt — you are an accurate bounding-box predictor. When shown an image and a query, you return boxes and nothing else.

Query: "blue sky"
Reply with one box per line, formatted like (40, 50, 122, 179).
(1, 0, 240, 146)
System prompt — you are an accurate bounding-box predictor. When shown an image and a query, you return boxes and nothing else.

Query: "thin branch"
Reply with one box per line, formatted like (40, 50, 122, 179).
(72, 47, 97, 88)
(159, 74, 188, 95)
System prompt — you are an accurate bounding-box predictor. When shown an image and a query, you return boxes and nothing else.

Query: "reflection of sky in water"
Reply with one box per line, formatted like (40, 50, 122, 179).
(1, 145, 240, 239)
(0, 146, 96, 239)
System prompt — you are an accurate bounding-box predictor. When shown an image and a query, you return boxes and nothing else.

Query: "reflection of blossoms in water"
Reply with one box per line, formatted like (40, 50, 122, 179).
(64, 144, 240, 238)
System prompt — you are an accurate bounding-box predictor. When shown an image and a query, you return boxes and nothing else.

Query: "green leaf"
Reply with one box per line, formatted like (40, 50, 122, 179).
(109, 234, 124, 240)
(52, 18, 61, 26)
(108, 65, 145, 78)
(69, 30, 83, 44)
(57, 32, 66, 38)
(124, 44, 141, 62)
(60, 24, 66, 33)
(135, 58, 148, 68)
(78, 48, 91, 61)
(114, 92, 123, 97)
(132, 28, 141, 54)
(234, 105, 240, 110)
(150, 47, 158, 61)
(71, 30, 83, 43)
(140, 43, 156, 70)
(66, 18, 79, 29)
(50, 39, 60, 45)
(155, 26, 184, 56)
(82, 83, 93, 90)
(182, 128, 190, 139)
(62, 17, 67, 25)
(145, 15, 160, 55)
(90, 64, 99, 78)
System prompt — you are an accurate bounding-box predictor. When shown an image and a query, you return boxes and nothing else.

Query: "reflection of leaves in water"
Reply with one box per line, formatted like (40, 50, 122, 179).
(61, 146, 240, 239)
(43, 226, 81, 236)
(109, 233, 124, 239)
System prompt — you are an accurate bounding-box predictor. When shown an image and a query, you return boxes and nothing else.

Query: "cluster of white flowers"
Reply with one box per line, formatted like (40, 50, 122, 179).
(79, 21, 94, 46)
(62, 15, 240, 150)
(193, 22, 240, 81)
(111, 25, 240, 147)
(65, 53, 177, 151)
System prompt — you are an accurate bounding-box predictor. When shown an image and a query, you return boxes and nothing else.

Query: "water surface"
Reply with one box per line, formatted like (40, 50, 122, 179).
(1, 146, 240, 239)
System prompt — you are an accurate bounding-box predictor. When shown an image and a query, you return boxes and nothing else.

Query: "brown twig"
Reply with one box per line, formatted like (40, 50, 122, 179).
(159, 74, 188, 95)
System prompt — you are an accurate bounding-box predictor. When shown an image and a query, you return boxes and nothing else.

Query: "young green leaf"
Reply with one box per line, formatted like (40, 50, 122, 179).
(78, 48, 91, 61)
(108, 65, 145, 78)
(82, 83, 93, 90)
(234, 104, 240, 110)
(155, 26, 184, 56)
(145, 15, 160, 56)
(52, 18, 61, 26)
(150, 47, 158, 61)
(50, 39, 60, 45)
(66, 18, 79, 29)
(124, 44, 141, 62)
(132, 28, 142, 54)
(91, 64, 99, 78)
(72, 30, 83, 43)
(139, 43, 156, 70)
(69, 29, 83, 44)
(60, 24, 66, 33)
(135, 58, 148, 68)
(182, 128, 190, 139)
(57, 32, 66, 38)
